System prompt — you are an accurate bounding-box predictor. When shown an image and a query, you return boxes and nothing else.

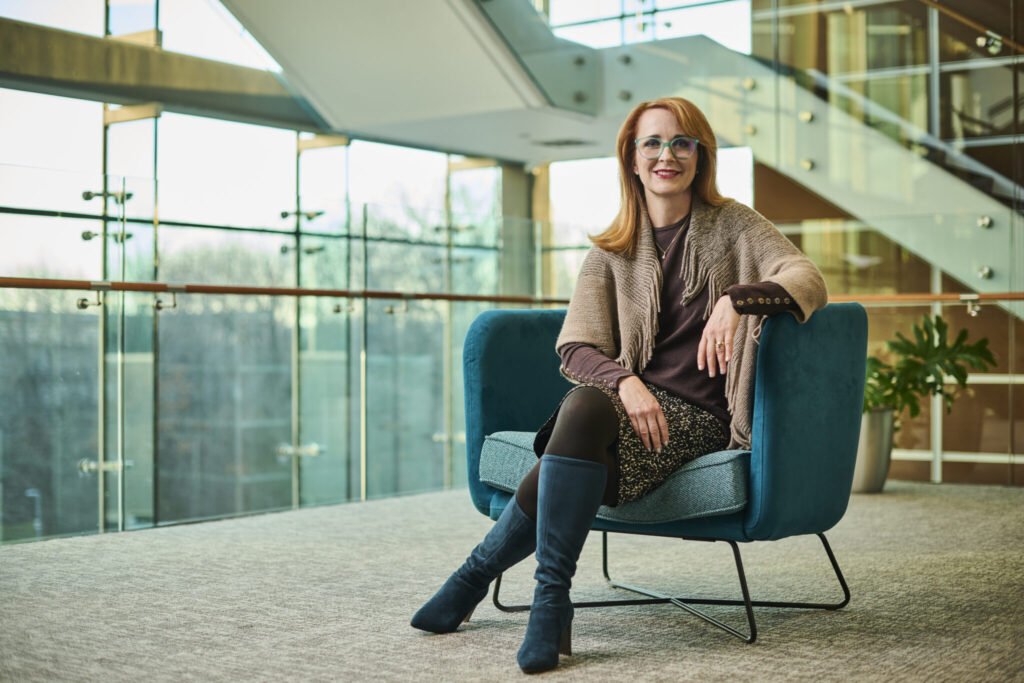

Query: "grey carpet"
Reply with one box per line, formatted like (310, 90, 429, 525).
(1, 481, 1022, 682)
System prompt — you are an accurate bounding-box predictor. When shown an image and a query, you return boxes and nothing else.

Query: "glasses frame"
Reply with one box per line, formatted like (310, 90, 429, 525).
(634, 135, 700, 160)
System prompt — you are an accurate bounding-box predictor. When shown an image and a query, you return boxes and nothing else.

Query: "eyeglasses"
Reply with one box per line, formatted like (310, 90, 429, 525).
(634, 136, 699, 160)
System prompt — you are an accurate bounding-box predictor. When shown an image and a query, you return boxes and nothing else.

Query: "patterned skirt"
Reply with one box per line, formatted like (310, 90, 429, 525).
(533, 381, 730, 505)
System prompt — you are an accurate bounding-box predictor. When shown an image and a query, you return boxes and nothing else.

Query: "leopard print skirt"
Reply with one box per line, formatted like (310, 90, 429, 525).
(533, 381, 729, 505)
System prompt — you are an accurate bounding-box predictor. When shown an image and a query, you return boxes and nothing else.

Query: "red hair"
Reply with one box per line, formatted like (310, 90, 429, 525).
(591, 97, 727, 257)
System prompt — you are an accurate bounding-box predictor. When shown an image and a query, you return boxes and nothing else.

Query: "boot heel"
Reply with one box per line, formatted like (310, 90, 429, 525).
(462, 606, 475, 624)
(559, 623, 572, 656)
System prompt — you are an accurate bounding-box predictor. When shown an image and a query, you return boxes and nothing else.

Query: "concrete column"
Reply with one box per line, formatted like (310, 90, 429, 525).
(499, 163, 535, 298)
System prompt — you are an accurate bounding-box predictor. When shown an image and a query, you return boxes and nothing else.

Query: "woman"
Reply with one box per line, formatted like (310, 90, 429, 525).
(411, 97, 827, 673)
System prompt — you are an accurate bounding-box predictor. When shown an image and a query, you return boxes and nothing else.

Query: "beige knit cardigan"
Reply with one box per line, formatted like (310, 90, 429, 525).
(555, 197, 828, 450)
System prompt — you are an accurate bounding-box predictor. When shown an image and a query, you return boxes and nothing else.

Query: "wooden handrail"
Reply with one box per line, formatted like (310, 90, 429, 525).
(0, 276, 571, 305)
(1, 276, 1023, 306)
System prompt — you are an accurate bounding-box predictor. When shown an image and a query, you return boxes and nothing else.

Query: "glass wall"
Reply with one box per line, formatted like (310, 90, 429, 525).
(0, 4, 506, 542)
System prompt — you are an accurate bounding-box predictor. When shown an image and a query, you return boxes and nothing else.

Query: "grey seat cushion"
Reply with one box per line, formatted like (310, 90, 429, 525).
(480, 431, 749, 525)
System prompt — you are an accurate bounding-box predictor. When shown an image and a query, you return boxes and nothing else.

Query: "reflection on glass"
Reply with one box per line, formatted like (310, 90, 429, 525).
(942, 66, 1017, 140)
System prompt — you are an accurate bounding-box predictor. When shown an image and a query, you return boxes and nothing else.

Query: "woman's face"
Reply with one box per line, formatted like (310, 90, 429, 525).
(631, 107, 698, 204)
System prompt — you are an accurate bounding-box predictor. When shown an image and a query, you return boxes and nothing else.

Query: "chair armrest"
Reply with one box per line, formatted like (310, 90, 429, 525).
(463, 309, 571, 516)
(743, 303, 868, 540)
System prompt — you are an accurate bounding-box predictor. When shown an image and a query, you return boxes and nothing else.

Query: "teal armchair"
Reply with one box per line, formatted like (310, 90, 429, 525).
(462, 303, 868, 643)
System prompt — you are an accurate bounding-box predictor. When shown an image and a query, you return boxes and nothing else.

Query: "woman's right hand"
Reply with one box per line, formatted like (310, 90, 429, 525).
(617, 376, 669, 452)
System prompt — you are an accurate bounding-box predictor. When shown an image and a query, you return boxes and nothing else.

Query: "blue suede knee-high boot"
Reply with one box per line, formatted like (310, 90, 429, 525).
(411, 497, 535, 634)
(517, 455, 607, 673)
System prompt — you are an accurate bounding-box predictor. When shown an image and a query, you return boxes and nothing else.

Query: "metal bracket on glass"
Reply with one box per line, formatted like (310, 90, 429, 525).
(154, 292, 177, 311)
(82, 190, 133, 205)
(384, 299, 409, 314)
(280, 210, 326, 220)
(960, 293, 982, 317)
(276, 443, 324, 457)
(76, 282, 111, 310)
(81, 230, 133, 243)
(78, 459, 131, 475)
(155, 284, 186, 311)
(434, 224, 473, 233)
(333, 300, 356, 314)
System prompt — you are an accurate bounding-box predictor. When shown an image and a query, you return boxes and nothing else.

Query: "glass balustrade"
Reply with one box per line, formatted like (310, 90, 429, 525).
(0, 163, 515, 543)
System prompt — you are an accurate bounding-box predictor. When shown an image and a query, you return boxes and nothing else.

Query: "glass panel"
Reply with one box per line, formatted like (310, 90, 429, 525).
(159, 0, 281, 70)
(364, 299, 445, 499)
(348, 141, 448, 215)
(0, 0, 103, 34)
(158, 227, 295, 286)
(364, 204, 446, 291)
(298, 140, 349, 235)
(119, 289, 156, 530)
(0, 89, 103, 176)
(549, 0, 622, 26)
(157, 113, 295, 231)
(0, 288, 101, 542)
(297, 227, 352, 506)
(298, 297, 353, 506)
(452, 246, 499, 297)
(156, 294, 294, 523)
(941, 65, 1018, 141)
(549, 157, 619, 239)
(107, 0, 156, 37)
(656, 2, 752, 53)
(554, 19, 623, 48)
(156, 221, 295, 523)
(448, 164, 501, 247)
(0, 212, 105, 280)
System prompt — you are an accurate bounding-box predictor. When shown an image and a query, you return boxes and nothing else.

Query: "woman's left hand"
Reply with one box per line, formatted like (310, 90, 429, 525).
(698, 295, 740, 377)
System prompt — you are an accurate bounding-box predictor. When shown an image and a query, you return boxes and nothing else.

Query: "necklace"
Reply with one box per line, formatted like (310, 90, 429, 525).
(654, 223, 686, 262)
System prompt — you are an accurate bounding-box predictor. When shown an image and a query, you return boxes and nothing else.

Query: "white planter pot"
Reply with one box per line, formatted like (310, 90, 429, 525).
(852, 408, 894, 493)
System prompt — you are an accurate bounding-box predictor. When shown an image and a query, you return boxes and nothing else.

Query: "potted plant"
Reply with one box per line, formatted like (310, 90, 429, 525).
(854, 314, 997, 492)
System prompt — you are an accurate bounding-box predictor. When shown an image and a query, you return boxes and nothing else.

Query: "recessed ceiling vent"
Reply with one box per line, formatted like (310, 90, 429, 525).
(533, 138, 594, 147)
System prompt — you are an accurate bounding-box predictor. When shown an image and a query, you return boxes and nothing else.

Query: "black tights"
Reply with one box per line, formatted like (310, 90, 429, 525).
(515, 386, 620, 520)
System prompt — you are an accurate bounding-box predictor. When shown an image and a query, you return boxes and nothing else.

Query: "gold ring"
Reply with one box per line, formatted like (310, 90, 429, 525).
(715, 341, 725, 349)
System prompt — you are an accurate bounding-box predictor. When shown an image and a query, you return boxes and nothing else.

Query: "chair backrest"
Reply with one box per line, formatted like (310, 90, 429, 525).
(743, 303, 867, 540)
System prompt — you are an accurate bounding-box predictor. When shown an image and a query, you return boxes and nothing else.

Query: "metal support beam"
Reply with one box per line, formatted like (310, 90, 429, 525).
(0, 17, 326, 132)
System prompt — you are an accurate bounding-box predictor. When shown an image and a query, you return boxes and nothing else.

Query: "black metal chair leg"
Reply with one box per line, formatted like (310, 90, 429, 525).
(492, 531, 848, 645)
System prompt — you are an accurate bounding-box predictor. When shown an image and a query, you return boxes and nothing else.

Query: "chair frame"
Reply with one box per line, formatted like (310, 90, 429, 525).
(490, 530, 850, 644)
